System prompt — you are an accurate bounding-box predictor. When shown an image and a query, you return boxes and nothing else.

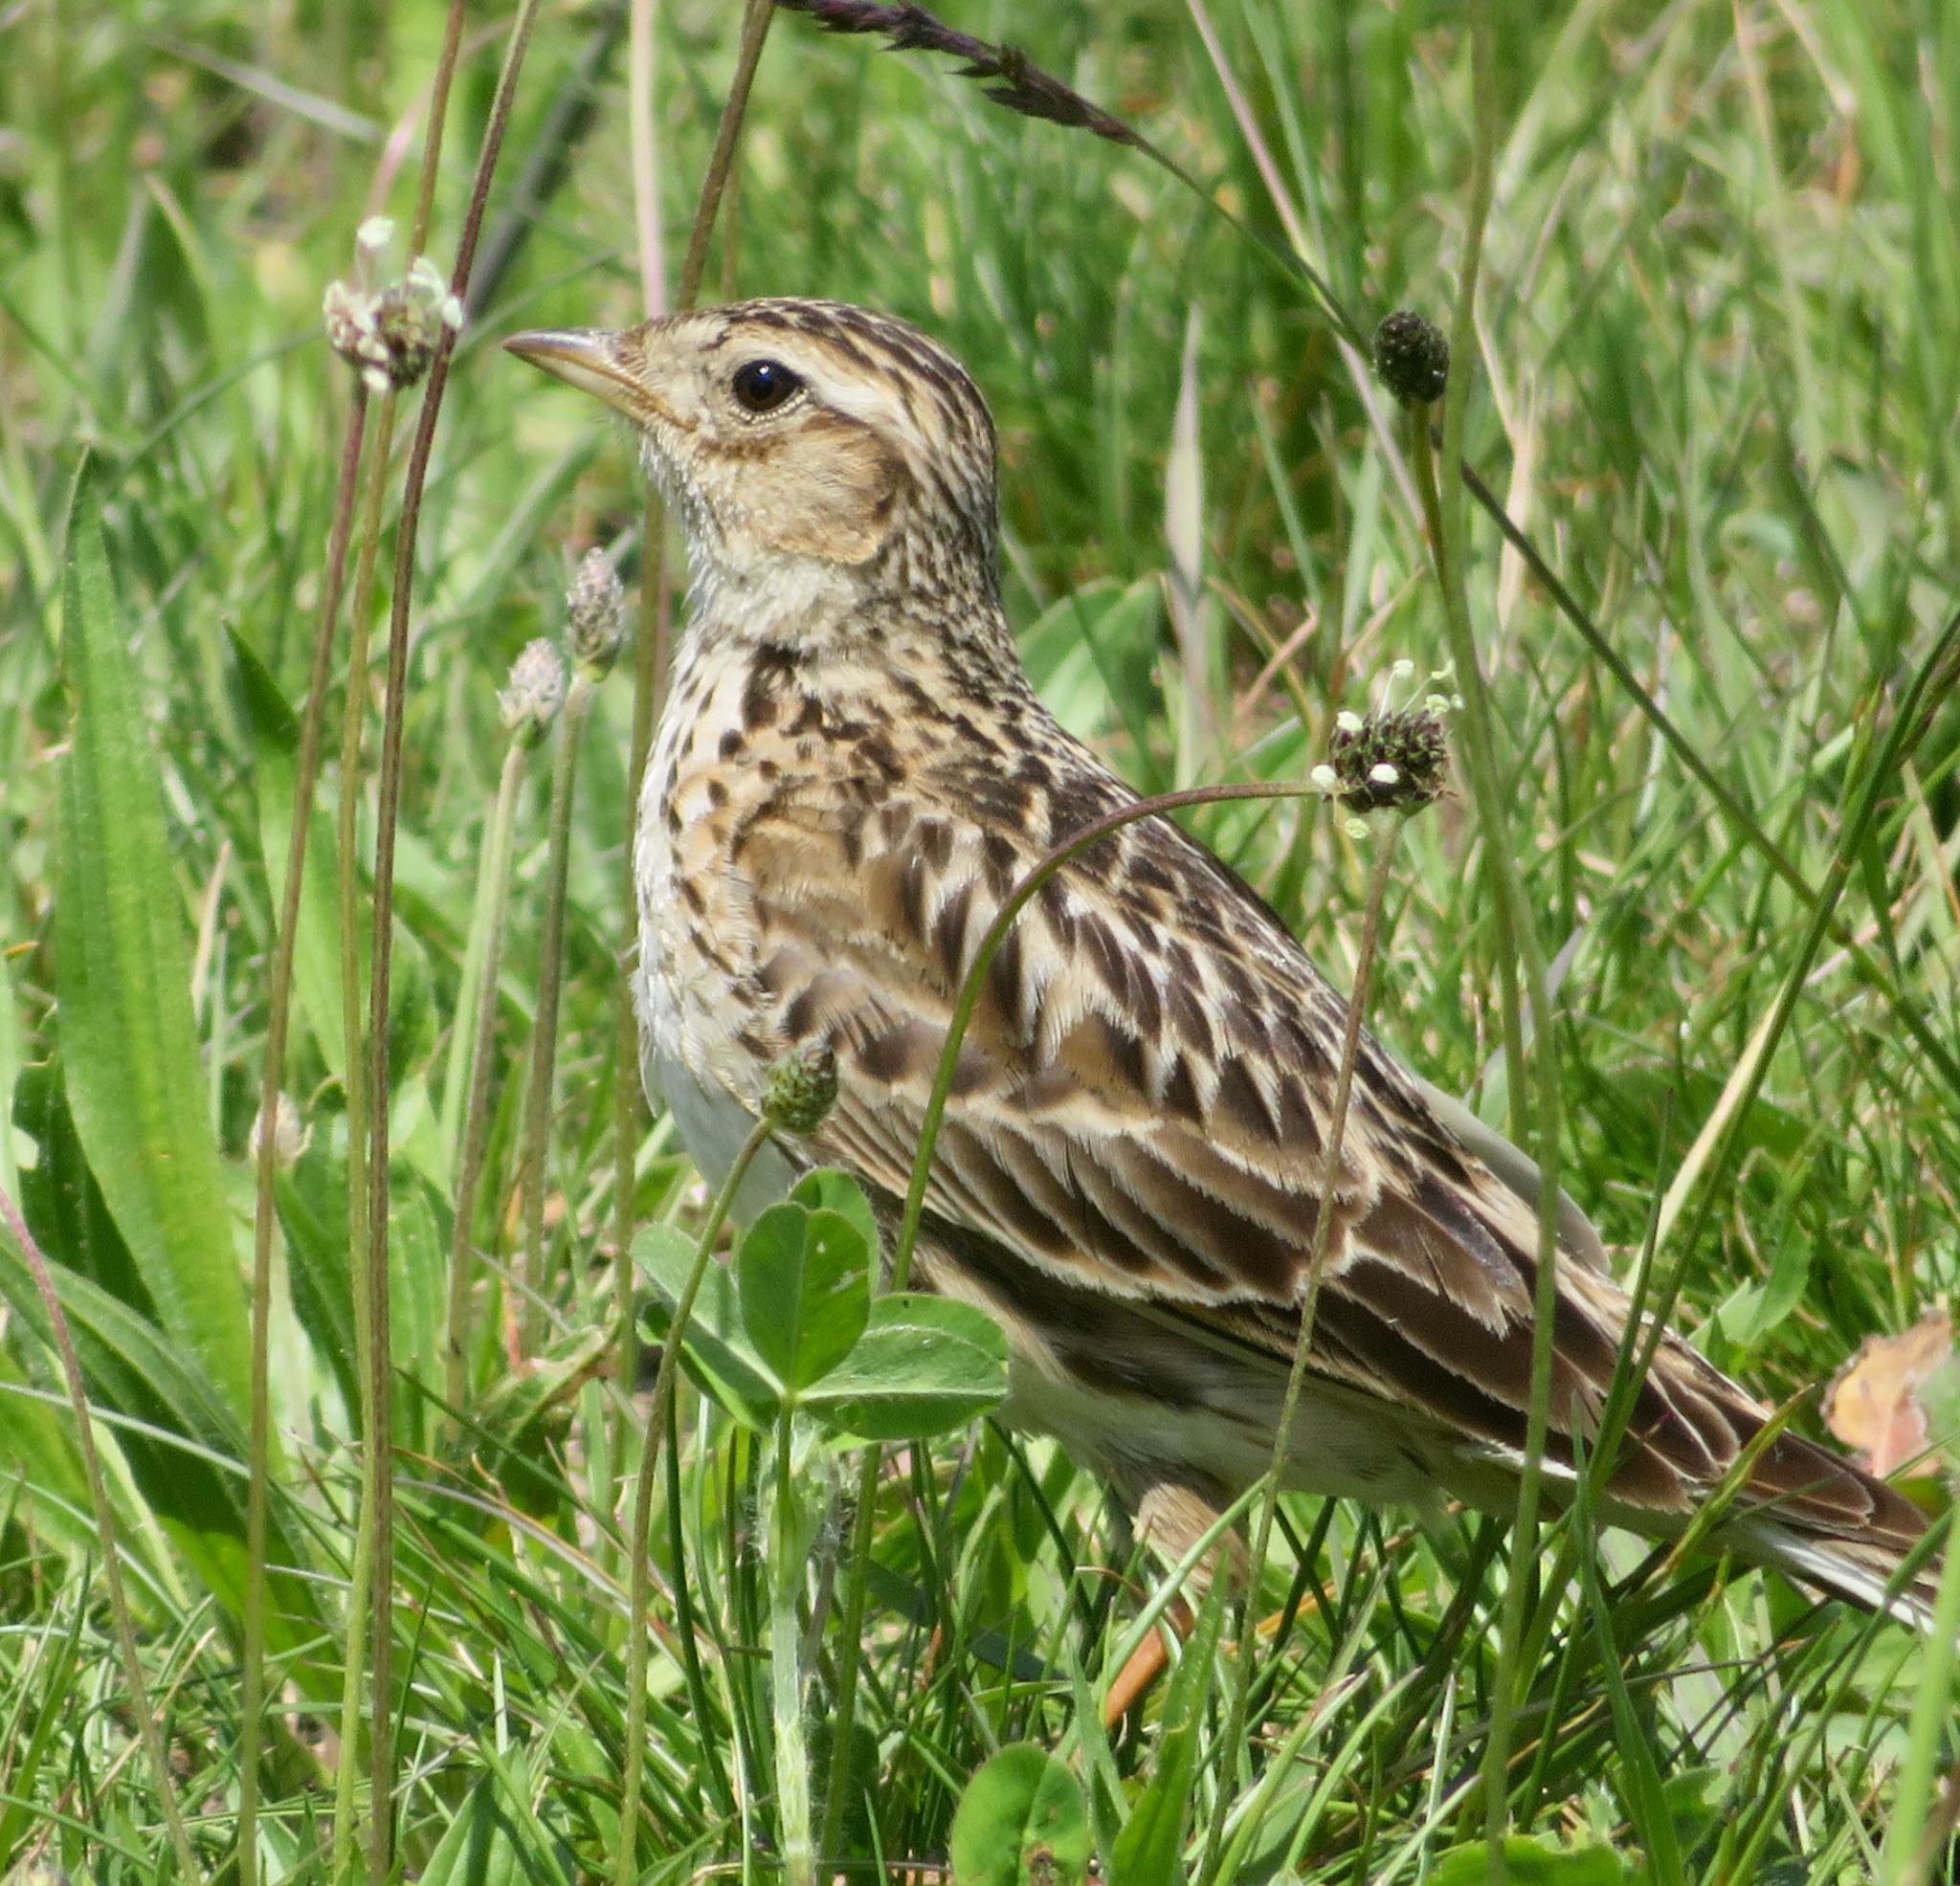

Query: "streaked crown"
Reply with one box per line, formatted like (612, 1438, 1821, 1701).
(508, 299, 1001, 611)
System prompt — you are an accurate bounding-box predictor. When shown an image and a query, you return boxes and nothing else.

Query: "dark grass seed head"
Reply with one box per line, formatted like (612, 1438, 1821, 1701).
(1372, 311, 1449, 407)
(775, 0, 1145, 148)
(1325, 702, 1449, 814)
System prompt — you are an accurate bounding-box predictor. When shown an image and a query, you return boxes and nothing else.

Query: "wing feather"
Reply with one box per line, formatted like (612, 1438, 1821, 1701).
(725, 776, 1926, 1585)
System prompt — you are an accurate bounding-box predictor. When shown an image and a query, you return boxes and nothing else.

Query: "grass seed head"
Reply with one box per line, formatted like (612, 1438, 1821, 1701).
(1327, 701, 1449, 814)
(763, 1044, 839, 1136)
(500, 638, 567, 748)
(567, 547, 627, 677)
(323, 251, 460, 394)
(1372, 310, 1449, 407)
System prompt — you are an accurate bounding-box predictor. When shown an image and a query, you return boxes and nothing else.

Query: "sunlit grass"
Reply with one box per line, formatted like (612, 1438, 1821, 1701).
(1, 0, 1957, 1879)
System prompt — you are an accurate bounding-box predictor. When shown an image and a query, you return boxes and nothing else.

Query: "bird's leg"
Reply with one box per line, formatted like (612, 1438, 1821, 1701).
(1102, 1479, 1244, 1727)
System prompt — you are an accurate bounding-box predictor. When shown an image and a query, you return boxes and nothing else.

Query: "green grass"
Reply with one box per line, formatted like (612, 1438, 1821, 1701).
(3, 0, 1959, 1879)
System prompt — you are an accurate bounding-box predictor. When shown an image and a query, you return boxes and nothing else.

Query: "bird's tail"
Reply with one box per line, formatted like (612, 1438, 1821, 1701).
(1723, 1433, 1943, 1632)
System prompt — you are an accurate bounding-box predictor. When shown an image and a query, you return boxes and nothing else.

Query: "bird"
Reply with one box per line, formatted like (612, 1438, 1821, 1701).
(506, 297, 1935, 1627)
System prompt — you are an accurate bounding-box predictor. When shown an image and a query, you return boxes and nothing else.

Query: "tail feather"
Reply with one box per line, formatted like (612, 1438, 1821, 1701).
(1738, 1520, 1941, 1632)
(1722, 1434, 1941, 1631)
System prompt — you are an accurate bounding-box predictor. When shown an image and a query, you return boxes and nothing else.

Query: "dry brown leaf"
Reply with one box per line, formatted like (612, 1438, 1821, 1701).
(1825, 1307, 1953, 1478)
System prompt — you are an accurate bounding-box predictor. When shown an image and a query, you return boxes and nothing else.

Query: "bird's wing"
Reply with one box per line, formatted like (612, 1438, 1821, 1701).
(732, 773, 1925, 1578)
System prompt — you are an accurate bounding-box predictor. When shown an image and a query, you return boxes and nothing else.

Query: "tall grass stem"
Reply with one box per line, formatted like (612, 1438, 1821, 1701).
(612, 552, 671, 1403)
(357, 3, 544, 1871)
(445, 736, 537, 1414)
(326, 390, 390, 1881)
(1199, 812, 1407, 1883)
(821, 775, 1331, 1858)
(326, 1, 467, 1868)
(769, 1418, 819, 1886)
(1391, 9, 1570, 1857)
(615, 1114, 778, 1886)
(518, 671, 599, 1348)
(239, 382, 368, 1886)
(679, 0, 774, 309)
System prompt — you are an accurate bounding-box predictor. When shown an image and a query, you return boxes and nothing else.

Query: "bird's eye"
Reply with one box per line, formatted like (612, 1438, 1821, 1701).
(730, 359, 801, 414)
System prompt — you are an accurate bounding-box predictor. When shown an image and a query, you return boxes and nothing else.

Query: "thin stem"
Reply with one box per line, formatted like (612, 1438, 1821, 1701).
(469, 3, 630, 315)
(1200, 815, 1405, 1885)
(628, 0, 665, 317)
(610, 0, 770, 1831)
(445, 737, 535, 1416)
(437, 747, 510, 1165)
(615, 1115, 778, 1886)
(328, 2, 465, 1869)
(611, 552, 674, 1434)
(360, 6, 545, 1875)
(611, 0, 675, 1409)
(518, 672, 599, 1348)
(408, 0, 467, 253)
(818, 1472, 879, 1853)
(0, 1187, 207, 1885)
(327, 390, 388, 1883)
(770, 1416, 817, 1886)
(679, 0, 774, 309)
(1410, 426, 1524, 1149)
(612, 550, 671, 1400)
(240, 382, 368, 1885)
(1392, 9, 1565, 1854)
(821, 774, 1326, 1858)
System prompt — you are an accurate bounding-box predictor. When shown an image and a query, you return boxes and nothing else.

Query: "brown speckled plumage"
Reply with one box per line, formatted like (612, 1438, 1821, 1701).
(509, 299, 1933, 1624)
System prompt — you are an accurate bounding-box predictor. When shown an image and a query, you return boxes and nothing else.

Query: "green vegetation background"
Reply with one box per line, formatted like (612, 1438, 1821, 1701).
(1, 0, 1957, 1879)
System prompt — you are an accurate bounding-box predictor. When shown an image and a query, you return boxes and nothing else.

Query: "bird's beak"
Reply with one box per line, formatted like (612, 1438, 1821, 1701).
(503, 327, 647, 421)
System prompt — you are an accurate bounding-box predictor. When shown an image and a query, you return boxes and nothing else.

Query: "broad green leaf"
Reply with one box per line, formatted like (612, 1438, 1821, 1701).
(9, 1063, 238, 1547)
(54, 495, 250, 1426)
(949, 1742, 1090, 1886)
(1107, 1565, 1226, 1886)
(1658, 1766, 1727, 1862)
(229, 627, 352, 1081)
(790, 1167, 880, 1258)
(634, 1221, 780, 1429)
(1428, 1838, 1635, 1886)
(805, 1293, 1008, 1440)
(737, 1202, 870, 1393)
(13, 1060, 162, 1325)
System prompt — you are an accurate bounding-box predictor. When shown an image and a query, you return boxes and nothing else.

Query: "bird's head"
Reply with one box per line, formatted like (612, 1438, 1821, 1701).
(506, 299, 1003, 636)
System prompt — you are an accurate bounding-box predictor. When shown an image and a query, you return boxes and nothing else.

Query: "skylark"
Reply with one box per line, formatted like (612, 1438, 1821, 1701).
(509, 298, 1933, 1624)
